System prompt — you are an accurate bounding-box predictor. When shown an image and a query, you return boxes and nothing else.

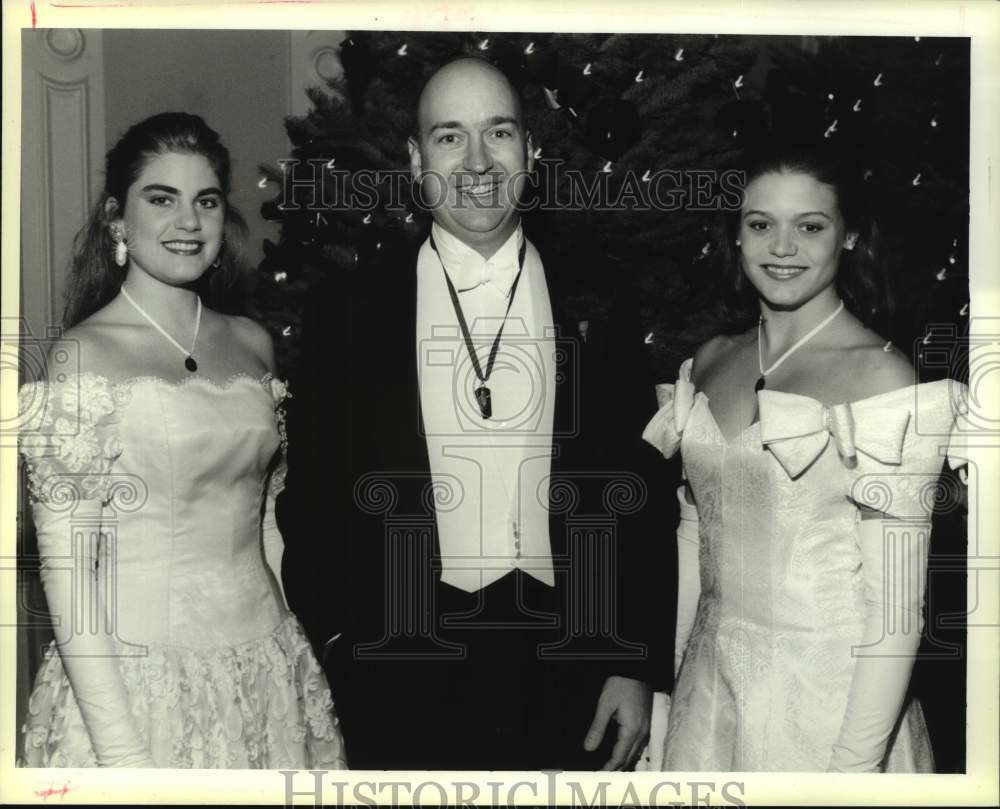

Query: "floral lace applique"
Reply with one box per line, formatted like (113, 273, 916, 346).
(19, 615, 347, 769)
(18, 375, 123, 504)
(266, 377, 291, 494)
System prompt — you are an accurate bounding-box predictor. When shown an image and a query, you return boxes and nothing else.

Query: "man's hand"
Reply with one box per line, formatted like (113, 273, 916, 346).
(583, 675, 653, 770)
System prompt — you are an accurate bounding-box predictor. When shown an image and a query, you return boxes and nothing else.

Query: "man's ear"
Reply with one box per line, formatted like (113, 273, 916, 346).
(525, 130, 535, 173)
(407, 137, 423, 183)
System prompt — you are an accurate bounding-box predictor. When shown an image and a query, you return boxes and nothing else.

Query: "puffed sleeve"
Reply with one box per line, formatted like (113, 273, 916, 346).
(18, 375, 153, 767)
(641, 358, 695, 460)
(261, 376, 290, 609)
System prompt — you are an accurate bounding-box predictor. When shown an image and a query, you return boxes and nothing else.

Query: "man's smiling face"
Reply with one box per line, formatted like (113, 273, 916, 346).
(409, 59, 534, 258)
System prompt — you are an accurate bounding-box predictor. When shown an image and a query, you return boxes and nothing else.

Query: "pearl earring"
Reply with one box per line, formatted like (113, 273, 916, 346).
(111, 223, 128, 267)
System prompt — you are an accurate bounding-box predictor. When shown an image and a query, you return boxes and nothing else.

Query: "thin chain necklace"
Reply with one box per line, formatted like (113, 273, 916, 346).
(755, 300, 844, 393)
(120, 285, 202, 372)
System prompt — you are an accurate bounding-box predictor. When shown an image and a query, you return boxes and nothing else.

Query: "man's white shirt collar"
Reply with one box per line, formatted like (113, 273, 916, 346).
(431, 223, 524, 299)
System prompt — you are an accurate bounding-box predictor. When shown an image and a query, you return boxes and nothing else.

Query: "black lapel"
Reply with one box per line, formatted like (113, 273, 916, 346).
(368, 249, 430, 477)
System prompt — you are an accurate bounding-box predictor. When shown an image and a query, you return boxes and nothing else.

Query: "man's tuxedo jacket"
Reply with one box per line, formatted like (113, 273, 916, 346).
(277, 238, 677, 692)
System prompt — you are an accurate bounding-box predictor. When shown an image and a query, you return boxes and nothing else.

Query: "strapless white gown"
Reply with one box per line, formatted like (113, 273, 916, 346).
(17, 373, 346, 769)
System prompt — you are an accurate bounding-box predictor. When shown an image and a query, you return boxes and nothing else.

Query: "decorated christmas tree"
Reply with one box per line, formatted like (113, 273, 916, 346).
(254, 32, 970, 773)
(254, 33, 969, 386)
(253, 32, 760, 377)
(762, 35, 970, 381)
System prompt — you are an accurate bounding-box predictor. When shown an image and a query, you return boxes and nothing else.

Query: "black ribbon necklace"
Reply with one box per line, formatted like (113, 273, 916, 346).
(429, 234, 526, 419)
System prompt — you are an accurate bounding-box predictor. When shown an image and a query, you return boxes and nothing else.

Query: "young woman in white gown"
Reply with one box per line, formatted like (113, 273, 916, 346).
(642, 144, 967, 772)
(17, 112, 347, 768)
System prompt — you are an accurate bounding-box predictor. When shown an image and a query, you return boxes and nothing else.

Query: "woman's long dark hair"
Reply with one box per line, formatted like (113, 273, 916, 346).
(63, 112, 249, 327)
(715, 142, 892, 336)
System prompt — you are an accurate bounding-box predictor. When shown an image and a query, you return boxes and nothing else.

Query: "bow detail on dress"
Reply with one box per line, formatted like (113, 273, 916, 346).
(758, 390, 911, 478)
(945, 382, 971, 476)
(642, 358, 696, 459)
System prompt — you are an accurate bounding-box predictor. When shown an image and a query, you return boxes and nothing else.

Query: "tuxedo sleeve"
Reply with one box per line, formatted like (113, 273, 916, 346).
(276, 277, 349, 658)
(571, 291, 678, 693)
(607, 397, 678, 693)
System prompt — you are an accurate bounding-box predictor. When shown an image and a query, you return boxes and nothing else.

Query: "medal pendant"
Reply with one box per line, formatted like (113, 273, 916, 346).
(475, 385, 492, 419)
(185, 356, 198, 372)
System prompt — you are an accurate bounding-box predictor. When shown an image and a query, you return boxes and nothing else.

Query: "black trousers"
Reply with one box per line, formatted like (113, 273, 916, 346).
(324, 569, 616, 771)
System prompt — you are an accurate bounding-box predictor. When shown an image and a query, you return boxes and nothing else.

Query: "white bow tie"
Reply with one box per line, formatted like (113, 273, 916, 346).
(449, 255, 519, 297)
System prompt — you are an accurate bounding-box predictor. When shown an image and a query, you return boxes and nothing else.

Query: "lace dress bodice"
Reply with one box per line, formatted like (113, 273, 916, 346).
(17, 373, 346, 769)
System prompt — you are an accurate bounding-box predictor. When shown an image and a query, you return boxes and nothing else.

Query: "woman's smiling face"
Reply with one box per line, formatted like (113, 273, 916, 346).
(738, 170, 857, 311)
(116, 150, 225, 287)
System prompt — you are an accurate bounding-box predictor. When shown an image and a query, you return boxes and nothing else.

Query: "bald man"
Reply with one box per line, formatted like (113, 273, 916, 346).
(280, 57, 673, 770)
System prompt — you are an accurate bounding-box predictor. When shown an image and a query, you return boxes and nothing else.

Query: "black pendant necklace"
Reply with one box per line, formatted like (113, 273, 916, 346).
(474, 385, 493, 419)
(431, 234, 526, 419)
(756, 301, 845, 394)
(120, 285, 202, 374)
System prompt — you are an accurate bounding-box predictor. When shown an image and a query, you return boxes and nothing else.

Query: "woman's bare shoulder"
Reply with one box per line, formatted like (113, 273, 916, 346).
(692, 331, 752, 384)
(222, 314, 276, 373)
(851, 340, 915, 397)
(52, 305, 135, 378)
(830, 315, 914, 398)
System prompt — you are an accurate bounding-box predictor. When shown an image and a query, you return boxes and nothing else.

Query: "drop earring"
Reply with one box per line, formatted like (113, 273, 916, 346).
(111, 223, 128, 267)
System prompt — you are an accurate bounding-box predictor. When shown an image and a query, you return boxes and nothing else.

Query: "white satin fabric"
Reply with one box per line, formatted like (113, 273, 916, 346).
(641, 360, 966, 772)
(17, 374, 346, 769)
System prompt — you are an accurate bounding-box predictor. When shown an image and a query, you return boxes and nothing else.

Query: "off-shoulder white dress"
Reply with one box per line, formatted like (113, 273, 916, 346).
(17, 373, 347, 769)
(642, 359, 967, 772)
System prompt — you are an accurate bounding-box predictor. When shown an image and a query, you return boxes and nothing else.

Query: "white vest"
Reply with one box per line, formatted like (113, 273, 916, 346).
(416, 224, 557, 592)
